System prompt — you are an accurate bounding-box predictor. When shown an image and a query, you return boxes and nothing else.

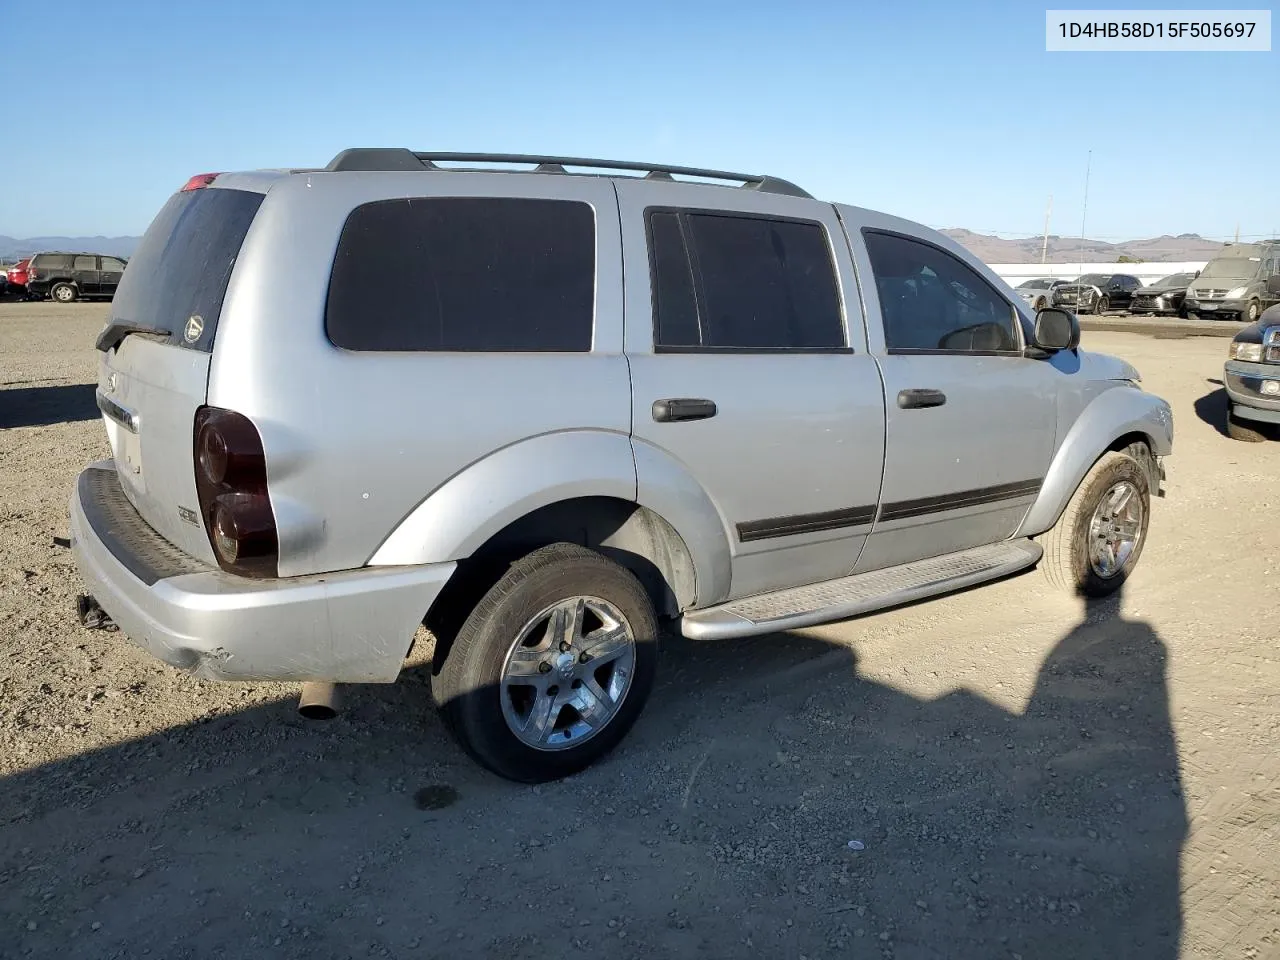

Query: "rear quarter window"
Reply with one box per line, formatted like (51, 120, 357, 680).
(325, 197, 596, 352)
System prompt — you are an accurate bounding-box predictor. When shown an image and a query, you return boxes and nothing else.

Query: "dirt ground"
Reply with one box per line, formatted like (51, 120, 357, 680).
(1, 301, 1277, 960)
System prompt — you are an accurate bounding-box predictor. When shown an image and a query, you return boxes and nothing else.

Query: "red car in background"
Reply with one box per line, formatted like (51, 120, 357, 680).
(7, 257, 31, 293)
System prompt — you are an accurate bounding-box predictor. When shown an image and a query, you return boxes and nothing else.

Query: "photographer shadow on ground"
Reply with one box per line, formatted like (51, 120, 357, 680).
(0, 579, 1186, 960)
(645, 580, 1188, 958)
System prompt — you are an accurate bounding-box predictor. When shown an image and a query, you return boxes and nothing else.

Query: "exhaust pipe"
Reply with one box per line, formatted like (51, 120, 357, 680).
(297, 682, 340, 720)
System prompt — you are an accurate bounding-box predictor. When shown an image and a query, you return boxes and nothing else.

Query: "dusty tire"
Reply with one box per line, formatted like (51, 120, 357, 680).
(1242, 300, 1260, 324)
(1095, 295, 1110, 315)
(51, 283, 76, 303)
(432, 542, 659, 783)
(1038, 448, 1151, 597)
(1226, 409, 1267, 442)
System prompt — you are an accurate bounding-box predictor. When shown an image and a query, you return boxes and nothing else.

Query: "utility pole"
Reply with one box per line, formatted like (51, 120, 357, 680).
(1234, 223, 1240, 243)
(1041, 194, 1053, 265)
(1079, 150, 1091, 274)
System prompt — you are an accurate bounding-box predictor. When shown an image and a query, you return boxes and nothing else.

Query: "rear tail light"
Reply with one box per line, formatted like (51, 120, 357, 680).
(194, 406, 278, 577)
(181, 173, 223, 192)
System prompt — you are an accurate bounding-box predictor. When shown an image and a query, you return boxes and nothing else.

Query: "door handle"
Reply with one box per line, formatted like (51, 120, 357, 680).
(897, 388, 947, 409)
(652, 398, 718, 423)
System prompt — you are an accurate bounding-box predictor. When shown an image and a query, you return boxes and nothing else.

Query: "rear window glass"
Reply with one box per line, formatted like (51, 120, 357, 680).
(111, 187, 264, 352)
(325, 197, 596, 352)
(647, 209, 845, 351)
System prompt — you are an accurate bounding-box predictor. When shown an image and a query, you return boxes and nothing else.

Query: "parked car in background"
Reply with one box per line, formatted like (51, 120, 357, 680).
(1014, 277, 1066, 311)
(25, 252, 129, 302)
(1052, 273, 1142, 315)
(1222, 278, 1280, 441)
(70, 150, 1173, 783)
(1184, 242, 1280, 323)
(1127, 272, 1198, 318)
(7, 257, 31, 295)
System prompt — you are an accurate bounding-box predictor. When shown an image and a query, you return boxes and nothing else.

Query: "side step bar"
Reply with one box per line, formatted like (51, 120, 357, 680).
(679, 540, 1043, 640)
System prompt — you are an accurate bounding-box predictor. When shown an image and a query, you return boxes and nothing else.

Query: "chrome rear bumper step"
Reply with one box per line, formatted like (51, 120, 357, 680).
(679, 540, 1043, 640)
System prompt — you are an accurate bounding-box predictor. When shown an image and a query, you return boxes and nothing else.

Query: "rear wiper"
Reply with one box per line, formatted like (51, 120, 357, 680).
(95, 321, 172, 353)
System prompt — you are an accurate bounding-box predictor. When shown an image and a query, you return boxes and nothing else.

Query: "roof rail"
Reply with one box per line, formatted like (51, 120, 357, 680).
(323, 148, 812, 199)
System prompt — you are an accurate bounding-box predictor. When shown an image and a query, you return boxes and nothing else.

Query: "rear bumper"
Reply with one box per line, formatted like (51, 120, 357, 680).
(69, 462, 456, 682)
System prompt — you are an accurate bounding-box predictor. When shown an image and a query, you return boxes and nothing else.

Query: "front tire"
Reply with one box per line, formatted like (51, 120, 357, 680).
(51, 283, 77, 303)
(432, 542, 659, 783)
(1038, 448, 1151, 597)
(1227, 409, 1267, 442)
(1242, 300, 1260, 324)
(1095, 295, 1110, 315)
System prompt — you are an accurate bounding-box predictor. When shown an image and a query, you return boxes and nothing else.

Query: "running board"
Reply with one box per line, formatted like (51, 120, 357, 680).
(679, 540, 1043, 640)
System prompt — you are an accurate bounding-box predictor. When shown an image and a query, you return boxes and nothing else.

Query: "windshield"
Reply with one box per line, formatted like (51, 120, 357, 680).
(1199, 258, 1257, 280)
(1153, 273, 1194, 289)
(1073, 274, 1108, 286)
(1017, 279, 1051, 289)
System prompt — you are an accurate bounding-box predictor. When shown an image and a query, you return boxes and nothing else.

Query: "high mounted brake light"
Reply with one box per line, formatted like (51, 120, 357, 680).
(181, 173, 222, 192)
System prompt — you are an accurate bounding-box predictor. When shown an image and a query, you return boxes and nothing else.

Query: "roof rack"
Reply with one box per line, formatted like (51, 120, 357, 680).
(323, 148, 812, 199)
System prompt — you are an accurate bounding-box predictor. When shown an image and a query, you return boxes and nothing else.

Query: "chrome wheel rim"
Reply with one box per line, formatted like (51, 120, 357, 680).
(1087, 480, 1144, 578)
(55, 287, 72, 302)
(500, 596, 636, 751)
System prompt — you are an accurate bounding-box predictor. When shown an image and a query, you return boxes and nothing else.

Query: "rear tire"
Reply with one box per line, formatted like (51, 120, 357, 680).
(1038, 448, 1151, 598)
(432, 542, 659, 783)
(51, 283, 76, 303)
(1227, 409, 1267, 443)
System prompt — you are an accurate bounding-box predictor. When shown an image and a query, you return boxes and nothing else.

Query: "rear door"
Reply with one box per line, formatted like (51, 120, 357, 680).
(72, 255, 101, 295)
(99, 256, 127, 295)
(618, 180, 887, 602)
(97, 184, 265, 563)
(838, 209, 1059, 573)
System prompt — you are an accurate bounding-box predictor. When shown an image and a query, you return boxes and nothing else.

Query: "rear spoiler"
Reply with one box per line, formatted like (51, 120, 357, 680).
(95, 321, 172, 353)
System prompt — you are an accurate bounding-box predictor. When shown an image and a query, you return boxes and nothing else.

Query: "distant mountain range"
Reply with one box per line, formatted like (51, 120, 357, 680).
(940, 229, 1235, 264)
(0, 235, 141, 260)
(0, 230, 1259, 265)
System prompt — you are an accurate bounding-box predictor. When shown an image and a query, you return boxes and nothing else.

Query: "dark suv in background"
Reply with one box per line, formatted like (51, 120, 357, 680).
(26, 252, 128, 302)
(1052, 273, 1142, 315)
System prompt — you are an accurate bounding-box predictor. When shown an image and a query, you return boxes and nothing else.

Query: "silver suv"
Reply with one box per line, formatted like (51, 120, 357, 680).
(70, 149, 1174, 782)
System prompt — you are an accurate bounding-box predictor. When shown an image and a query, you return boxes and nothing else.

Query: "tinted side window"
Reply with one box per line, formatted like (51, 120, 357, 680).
(326, 198, 595, 353)
(863, 231, 1019, 353)
(40, 254, 73, 270)
(648, 209, 845, 351)
(73, 256, 97, 270)
(101, 257, 127, 271)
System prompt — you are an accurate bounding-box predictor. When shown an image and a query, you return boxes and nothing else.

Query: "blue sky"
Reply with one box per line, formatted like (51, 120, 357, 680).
(0, 0, 1275, 241)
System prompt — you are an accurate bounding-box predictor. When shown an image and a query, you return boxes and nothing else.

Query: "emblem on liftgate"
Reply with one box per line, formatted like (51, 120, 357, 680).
(184, 315, 204, 343)
(106, 372, 117, 394)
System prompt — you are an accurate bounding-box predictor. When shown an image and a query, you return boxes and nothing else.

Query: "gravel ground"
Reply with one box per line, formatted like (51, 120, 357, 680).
(1, 301, 1278, 960)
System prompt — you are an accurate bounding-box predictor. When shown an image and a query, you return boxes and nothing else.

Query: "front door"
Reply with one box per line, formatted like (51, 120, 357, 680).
(839, 212, 1060, 573)
(99, 256, 127, 296)
(617, 180, 888, 603)
(72, 255, 100, 296)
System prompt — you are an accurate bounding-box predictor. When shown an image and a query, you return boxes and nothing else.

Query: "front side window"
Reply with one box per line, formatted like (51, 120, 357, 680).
(101, 257, 127, 272)
(862, 231, 1020, 353)
(647, 209, 845, 351)
(326, 197, 596, 352)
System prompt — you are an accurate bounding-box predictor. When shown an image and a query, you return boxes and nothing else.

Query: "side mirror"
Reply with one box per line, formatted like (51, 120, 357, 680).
(1028, 307, 1079, 357)
(1267, 275, 1280, 296)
